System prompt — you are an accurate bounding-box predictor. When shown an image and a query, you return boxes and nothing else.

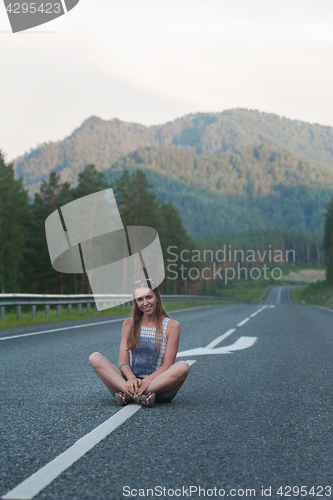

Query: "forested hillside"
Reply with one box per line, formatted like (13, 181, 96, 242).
(105, 144, 333, 236)
(12, 108, 333, 238)
(106, 169, 333, 237)
(110, 144, 333, 195)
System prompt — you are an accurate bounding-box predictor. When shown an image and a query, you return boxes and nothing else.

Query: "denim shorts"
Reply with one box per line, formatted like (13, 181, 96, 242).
(109, 373, 178, 403)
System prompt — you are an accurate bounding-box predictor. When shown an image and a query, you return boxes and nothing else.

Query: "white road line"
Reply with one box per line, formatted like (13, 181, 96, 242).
(2, 405, 141, 500)
(205, 329, 236, 349)
(317, 306, 333, 313)
(238, 305, 269, 323)
(0, 305, 219, 342)
(257, 306, 268, 312)
(237, 317, 250, 327)
(0, 317, 127, 342)
(185, 360, 197, 366)
(250, 305, 271, 318)
(2, 359, 197, 500)
(277, 287, 282, 304)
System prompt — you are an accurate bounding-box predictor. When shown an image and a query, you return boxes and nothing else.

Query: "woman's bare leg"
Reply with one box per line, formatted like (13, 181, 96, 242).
(145, 361, 190, 397)
(89, 352, 131, 396)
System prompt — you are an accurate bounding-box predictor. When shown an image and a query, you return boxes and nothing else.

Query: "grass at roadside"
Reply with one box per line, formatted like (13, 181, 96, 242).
(217, 281, 272, 303)
(0, 301, 223, 330)
(291, 280, 333, 306)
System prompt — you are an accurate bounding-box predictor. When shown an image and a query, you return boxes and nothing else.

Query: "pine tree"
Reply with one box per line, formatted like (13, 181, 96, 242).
(0, 151, 29, 292)
(28, 172, 72, 293)
(112, 169, 165, 230)
(160, 203, 196, 294)
(72, 164, 111, 198)
(324, 197, 333, 281)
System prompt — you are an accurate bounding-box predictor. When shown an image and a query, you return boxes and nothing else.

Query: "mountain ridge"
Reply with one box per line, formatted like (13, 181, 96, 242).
(14, 108, 333, 192)
(11, 108, 333, 237)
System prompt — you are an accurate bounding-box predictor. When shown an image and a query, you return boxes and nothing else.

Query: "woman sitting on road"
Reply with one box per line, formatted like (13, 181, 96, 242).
(89, 279, 190, 408)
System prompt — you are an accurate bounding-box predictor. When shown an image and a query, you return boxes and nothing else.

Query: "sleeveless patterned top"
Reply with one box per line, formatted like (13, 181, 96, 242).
(129, 317, 170, 377)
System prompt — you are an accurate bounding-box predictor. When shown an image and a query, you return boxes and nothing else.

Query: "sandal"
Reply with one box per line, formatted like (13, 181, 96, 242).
(115, 391, 132, 406)
(133, 392, 156, 408)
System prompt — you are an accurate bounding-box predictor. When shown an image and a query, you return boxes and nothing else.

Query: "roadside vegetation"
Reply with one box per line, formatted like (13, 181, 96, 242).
(292, 281, 333, 307)
(217, 262, 324, 303)
(291, 198, 333, 306)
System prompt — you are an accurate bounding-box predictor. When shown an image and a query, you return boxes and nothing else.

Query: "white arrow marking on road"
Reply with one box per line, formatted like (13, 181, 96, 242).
(177, 336, 257, 357)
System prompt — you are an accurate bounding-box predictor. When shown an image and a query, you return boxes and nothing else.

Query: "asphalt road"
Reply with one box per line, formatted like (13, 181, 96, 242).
(1, 287, 333, 500)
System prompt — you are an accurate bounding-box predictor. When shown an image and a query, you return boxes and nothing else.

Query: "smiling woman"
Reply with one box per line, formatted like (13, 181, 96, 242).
(88, 279, 190, 408)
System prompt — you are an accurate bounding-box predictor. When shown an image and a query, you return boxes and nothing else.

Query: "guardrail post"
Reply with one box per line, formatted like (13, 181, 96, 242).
(16, 305, 21, 320)
(57, 305, 62, 317)
(68, 304, 72, 315)
(87, 303, 91, 313)
(45, 305, 50, 318)
(78, 304, 82, 314)
(31, 305, 36, 318)
(1, 306, 5, 321)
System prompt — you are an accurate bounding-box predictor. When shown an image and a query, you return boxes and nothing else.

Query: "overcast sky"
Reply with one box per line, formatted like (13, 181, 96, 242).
(1, 0, 333, 161)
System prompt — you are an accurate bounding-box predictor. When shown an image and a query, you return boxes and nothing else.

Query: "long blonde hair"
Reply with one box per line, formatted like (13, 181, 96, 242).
(127, 279, 170, 350)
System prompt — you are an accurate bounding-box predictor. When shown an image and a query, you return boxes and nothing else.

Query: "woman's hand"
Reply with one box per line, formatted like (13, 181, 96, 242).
(125, 377, 141, 396)
(137, 377, 151, 396)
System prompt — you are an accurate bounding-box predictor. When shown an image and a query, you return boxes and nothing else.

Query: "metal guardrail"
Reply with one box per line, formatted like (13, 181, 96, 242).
(0, 293, 227, 321)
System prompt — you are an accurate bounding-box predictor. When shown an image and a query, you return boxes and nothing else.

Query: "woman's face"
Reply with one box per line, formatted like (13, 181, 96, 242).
(134, 287, 158, 315)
